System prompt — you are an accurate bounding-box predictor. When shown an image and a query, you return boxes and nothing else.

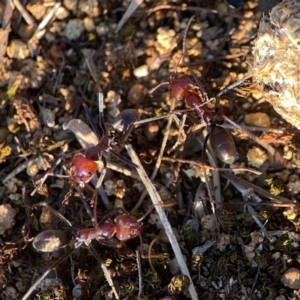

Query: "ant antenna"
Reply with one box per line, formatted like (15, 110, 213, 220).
(174, 15, 196, 73)
(148, 81, 170, 94)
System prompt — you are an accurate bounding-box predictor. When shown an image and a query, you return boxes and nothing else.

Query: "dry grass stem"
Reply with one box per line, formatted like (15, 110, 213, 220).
(126, 144, 199, 300)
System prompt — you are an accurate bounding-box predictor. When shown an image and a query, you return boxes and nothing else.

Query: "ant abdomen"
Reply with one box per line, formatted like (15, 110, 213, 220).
(210, 126, 236, 164)
(33, 230, 70, 252)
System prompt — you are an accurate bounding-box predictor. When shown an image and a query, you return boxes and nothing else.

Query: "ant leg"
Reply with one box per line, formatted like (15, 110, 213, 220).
(30, 157, 63, 196)
(137, 204, 154, 223)
(82, 101, 101, 141)
(92, 189, 98, 228)
(148, 81, 169, 94)
(216, 75, 252, 98)
(167, 113, 187, 154)
(88, 244, 119, 299)
(83, 183, 99, 225)
(29, 202, 72, 227)
(90, 177, 110, 208)
(97, 239, 123, 248)
(117, 108, 189, 145)
(110, 150, 139, 169)
(115, 121, 137, 143)
(117, 111, 183, 144)
(22, 245, 74, 300)
(73, 185, 95, 225)
(97, 207, 122, 224)
(213, 75, 253, 118)
(200, 131, 221, 234)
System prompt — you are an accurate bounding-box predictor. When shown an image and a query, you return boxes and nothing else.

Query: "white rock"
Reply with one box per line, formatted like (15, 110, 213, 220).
(55, 6, 69, 19)
(247, 146, 268, 168)
(133, 65, 149, 78)
(63, 19, 84, 41)
(0, 204, 16, 234)
(6, 39, 30, 59)
(83, 17, 95, 32)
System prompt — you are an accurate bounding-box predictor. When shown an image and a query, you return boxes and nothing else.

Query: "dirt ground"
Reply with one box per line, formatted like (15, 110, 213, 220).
(1, 0, 300, 299)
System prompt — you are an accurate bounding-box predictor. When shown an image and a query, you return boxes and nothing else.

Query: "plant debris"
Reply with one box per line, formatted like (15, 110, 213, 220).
(1, 0, 300, 300)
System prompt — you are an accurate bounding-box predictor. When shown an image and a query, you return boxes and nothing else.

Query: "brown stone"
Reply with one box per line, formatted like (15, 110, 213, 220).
(281, 268, 300, 289)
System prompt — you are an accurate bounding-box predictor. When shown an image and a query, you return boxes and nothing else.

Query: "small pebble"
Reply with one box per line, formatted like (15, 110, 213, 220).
(245, 112, 271, 128)
(55, 6, 69, 19)
(281, 268, 300, 289)
(275, 296, 286, 300)
(6, 39, 30, 59)
(144, 122, 159, 141)
(201, 214, 217, 231)
(17, 23, 35, 39)
(0, 127, 9, 143)
(96, 23, 109, 36)
(201, 26, 220, 41)
(72, 284, 82, 298)
(245, 251, 255, 263)
(155, 27, 177, 55)
(40, 108, 56, 128)
(83, 17, 95, 32)
(27, 162, 39, 177)
(271, 252, 281, 260)
(26, 2, 47, 20)
(127, 83, 146, 104)
(0, 204, 16, 235)
(247, 146, 268, 168)
(168, 255, 187, 275)
(63, 0, 77, 11)
(287, 174, 300, 195)
(79, 0, 101, 17)
(133, 65, 149, 78)
(63, 19, 84, 40)
(216, 233, 231, 252)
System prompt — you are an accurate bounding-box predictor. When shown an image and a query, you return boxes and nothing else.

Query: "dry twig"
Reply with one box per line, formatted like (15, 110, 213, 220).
(126, 144, 199, 300)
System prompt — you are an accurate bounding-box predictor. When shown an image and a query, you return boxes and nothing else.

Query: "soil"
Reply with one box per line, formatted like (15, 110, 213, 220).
(1, 1, 300, 300)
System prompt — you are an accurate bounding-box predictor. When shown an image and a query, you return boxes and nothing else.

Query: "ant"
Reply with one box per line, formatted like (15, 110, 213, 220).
(150, 16, 252, 165)
(32, 92, 174, 197)
(69, 93, 141, 189)
(22, 204, 143, 300)
(30, 93, 145, 222)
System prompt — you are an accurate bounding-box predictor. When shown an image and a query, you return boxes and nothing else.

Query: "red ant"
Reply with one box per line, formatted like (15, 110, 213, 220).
(32, 92, 170, 196)
(22, 205, 143, 300)
(150, 16, 252, 165)
(168, 73, 252, 164)
(30, 93, 144, 223)
(70, 93, 141, 189)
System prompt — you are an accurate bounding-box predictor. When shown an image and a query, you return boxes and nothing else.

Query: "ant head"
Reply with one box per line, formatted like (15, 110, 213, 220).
(114, 215, 142, 241)
(71, 154, 98, 184)
(169, 76, 193, 101)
